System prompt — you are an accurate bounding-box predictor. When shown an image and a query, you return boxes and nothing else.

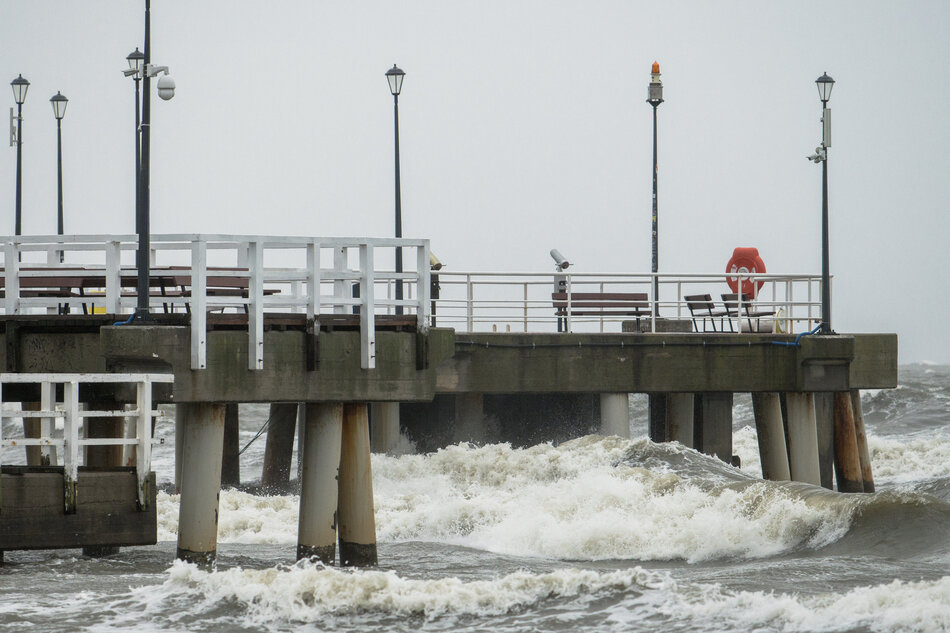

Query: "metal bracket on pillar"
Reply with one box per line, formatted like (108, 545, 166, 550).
(306, 318, 320, 372)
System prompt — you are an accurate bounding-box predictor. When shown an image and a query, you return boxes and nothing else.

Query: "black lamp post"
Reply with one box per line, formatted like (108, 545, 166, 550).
(128, 1, 174, 320)
(815, 72, 834, 334)
(11, 74, 29, 237)
(50, 92, 68, 259)
(646, 62, 663, 317)
(126, 48, 144, 249)
(386, 64, 405, 315)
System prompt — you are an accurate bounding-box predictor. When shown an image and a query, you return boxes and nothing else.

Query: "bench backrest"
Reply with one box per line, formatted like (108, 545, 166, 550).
(552, 292, 649, 309)
(684, 293, 716, 315)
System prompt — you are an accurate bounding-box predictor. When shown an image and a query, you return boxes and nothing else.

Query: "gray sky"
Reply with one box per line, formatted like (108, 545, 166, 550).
(2, 1, 948, 363)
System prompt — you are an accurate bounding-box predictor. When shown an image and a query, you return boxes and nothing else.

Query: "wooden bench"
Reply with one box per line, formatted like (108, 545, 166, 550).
(721, 293, 776, 332)
(552, 292, 650, 331)
(684, 293, 731, 332)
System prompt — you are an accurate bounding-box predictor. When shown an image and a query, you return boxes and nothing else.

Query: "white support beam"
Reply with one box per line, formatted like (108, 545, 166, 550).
(359, 244, 376, 369)
(247, 240, 264, 370)
(190, 240, 207, 370)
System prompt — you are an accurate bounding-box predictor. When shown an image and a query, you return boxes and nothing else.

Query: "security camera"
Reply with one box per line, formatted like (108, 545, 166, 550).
(550, 249, 570, 271)
(157, 75, 175, 100)
(807, 147, 825, 163)
(429, 252, 443, 271)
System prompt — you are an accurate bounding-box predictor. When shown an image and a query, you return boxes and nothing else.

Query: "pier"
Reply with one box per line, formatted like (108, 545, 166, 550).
(0, 234, 897, 564)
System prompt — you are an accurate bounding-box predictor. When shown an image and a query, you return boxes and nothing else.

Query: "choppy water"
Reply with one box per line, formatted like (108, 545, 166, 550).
(2, 364, 950, 632)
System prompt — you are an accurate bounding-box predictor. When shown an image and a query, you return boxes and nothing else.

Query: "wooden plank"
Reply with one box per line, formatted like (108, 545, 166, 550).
(0, 470, 157, 549)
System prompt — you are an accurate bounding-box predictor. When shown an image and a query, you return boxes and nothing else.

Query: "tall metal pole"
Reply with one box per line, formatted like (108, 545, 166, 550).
(820, 123, 830, 334)
(14, 102, 23, 237)
(651, 103, 659, 317)
(56, 118, 63, 236)
(134, 74, 141, 244)
(136, 0, 152, 319)
(393, 92, 403, 315)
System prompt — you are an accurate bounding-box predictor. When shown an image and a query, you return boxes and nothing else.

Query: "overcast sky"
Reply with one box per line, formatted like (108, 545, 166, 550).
(2, 1, 948, 363)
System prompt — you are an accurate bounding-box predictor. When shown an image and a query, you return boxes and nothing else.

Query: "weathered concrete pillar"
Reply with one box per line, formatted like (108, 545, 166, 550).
(221, 403, 240, 487)
(599, 393, 630, 439)
(175, 403, 188, 493)
(814, 393, 835, 489)
(850, 390, 875, 492)
(261, 403, 298, 490)
(833, 392, 865, 493)
(648, 394, 669, 442)
(453, 393, 486, 444)
(297, 402, 343, 563)
(785, 393, 821, 486)
(177, 403, 226, 564)
(668, 393, 695, 447)
(751, 393, 790, 481)
(337, 403, 377, 566)
(694, 393, 733, 463)
(370, 402, 401, 453)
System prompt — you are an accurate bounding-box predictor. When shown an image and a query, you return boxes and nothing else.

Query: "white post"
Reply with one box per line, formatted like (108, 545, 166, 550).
(63, 380, 80, 513)
(465, 274, 474, 332)
(191, 239, 207, 370)
(105, 240, 121, 314)
(177, 402, 226, 564)
(248, 240, 264, 370)
(333, 246, 346, 314)
(135, 378, 153, 509)
(416, 242, 430, 331)
(307, 240, 321, 319)
(40, 380, 57, 465)
(358, 244, 376, 370)
(4, 242, 20, 314)
(297, 402, 343, 563)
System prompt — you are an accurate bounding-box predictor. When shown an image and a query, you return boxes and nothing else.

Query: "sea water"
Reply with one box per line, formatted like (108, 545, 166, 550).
(1, 364, 949, 632)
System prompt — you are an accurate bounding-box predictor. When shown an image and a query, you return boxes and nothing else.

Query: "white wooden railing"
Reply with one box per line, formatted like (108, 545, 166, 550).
(430, 271, 825, 334)
(0, 373, 173, 512)
(0, 234, 431, 370)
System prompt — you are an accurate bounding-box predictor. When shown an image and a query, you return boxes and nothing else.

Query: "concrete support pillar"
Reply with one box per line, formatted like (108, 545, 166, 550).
(832, 392, 865, 493)
(694, 393, 733, 463)
(175, 403, 187, 493)
(850, 390, 875, 492)
(370, 402, 401, 453)
(177, 403, 226, 564)
(221, 403, 240, 488)
(337, 403, 377, 566)
(814, 393, 835, 489)
(599, 393, 630, 439)
(453, 393, 486, 444)
(785, 393, 821, 486)
(751, 393, 790, 481)
(297, 402, 343, 563)
(261, 403, 298, 490)
(668, 394, 695, 447)
(648, 394, 669, 443)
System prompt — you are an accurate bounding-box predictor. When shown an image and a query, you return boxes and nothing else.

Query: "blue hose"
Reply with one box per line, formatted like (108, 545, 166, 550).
(771, 324, 822, 347)
(113, 313, 136, 326)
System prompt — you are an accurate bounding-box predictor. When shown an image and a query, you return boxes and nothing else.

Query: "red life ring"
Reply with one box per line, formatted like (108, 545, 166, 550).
(726, 247, 766, 297)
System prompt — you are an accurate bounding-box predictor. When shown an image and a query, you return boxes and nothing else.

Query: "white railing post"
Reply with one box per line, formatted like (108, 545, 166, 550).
(135, 377, 153, 509)
(333, 246, 346, 314)
(523, 282, 529, 332)
(307, 240, 321, 319)
(566, 274, 573, 333)
(650, 275, 657, 332)
(4, 242, 20, 314)
(358, 243, 376, 369)
(248, 240, 264, 370)
(105, 240, 121, 314)
(40, 380, 57, 466)
(416, 241, 430, 332)
(466, 274, 474, 332)
(191, 239, 207, 370)
(63, 380, 80, 514)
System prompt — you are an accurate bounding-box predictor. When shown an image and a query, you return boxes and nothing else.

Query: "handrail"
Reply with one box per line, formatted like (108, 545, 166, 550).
(0, 234, 431, 371)
(0, 372, 173, 512)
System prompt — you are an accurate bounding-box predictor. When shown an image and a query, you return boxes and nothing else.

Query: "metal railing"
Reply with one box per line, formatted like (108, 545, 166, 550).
(0, 372, 173, 512)
(430, 271, 825, 334)
(0, 234, 431, 370)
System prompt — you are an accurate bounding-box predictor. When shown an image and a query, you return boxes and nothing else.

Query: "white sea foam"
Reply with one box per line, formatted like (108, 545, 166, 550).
(868, 434, 950, 484)
(646, 575, 950, 633)
(154, 560, 663, 621)
(157, 436, 854, 561)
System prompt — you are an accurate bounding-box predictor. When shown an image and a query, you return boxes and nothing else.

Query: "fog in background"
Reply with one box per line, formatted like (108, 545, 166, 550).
(2, 1, 947, 362)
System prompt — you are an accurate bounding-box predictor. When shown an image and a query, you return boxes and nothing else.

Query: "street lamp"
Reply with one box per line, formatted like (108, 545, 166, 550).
(10, 74, 29, 236)
(810, 72, 834, 334)
(126, 48, 144, 250)
(386, 64, 405, 315)
(50, 92, 68, 258)
(125, 0, 175, 320)
(646, 62, 663, 317)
